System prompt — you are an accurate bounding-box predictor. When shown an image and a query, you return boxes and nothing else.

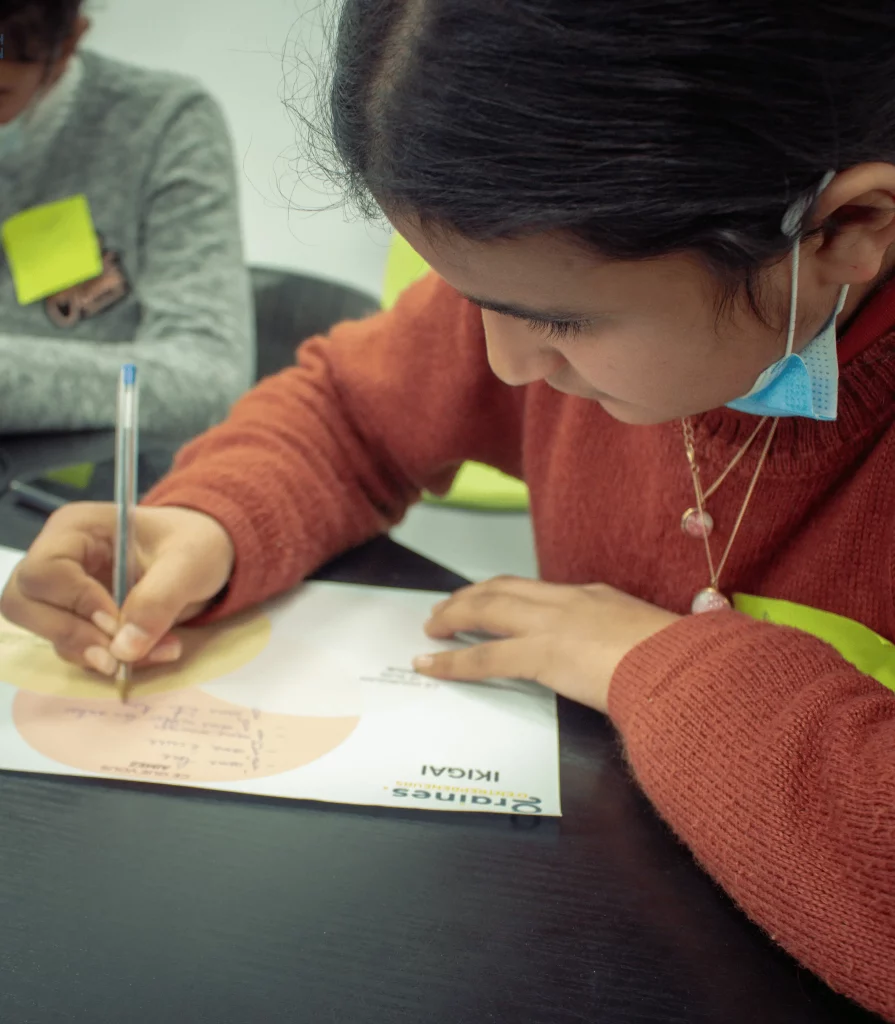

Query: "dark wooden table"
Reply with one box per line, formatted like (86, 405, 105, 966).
(0, 433, 881, 1024)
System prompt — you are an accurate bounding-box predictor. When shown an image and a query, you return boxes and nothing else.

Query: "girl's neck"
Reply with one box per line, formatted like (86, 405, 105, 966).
(840, 243, 895, 326)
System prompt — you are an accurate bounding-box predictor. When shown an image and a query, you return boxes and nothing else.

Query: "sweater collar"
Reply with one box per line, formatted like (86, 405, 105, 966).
(21, 53, 85, 153)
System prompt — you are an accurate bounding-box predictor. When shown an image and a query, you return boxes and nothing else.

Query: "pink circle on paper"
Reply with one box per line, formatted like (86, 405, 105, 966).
(13, 687, 359, 783)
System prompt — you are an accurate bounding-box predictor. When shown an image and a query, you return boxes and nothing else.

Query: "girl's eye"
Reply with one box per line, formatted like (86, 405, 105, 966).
(523, 318, 587, 341)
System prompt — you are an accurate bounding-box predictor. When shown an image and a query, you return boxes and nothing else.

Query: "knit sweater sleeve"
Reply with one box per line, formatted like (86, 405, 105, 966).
(608, 611, 895, 1021)
(142, 273, 523, 616)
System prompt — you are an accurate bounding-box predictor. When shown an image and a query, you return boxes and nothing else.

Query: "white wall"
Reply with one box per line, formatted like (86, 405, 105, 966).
(85, 0, 391, 299)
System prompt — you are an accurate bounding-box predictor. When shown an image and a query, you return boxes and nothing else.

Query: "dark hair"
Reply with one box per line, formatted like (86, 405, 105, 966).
(322, 0, 895, 299)
(0, 0, 82, 64)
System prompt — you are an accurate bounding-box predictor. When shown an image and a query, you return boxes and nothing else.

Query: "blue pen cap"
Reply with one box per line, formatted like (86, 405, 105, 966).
(122, 363, 137, 385)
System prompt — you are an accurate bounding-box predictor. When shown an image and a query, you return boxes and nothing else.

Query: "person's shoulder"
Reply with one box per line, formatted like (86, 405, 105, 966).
(77, 49, 222, 119)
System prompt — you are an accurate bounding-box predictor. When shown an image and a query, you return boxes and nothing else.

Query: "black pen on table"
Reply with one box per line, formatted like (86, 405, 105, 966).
(9, 479, 67, 516)
(113, 363, 139, 703)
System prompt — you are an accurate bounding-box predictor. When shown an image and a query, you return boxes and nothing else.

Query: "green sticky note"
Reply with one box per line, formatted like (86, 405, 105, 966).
(423, 461, 530, 511)
(382, 232, 430, 310)
(1, 195, 103, 305)
(43, 462, 96, 490)
(734, 593, 895, 693)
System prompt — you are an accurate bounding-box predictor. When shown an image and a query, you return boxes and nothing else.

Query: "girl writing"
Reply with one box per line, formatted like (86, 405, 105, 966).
(3, 2, 894, 1016)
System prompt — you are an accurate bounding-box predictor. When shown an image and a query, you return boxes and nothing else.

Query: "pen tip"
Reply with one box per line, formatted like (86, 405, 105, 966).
(115, 664, 130, 703)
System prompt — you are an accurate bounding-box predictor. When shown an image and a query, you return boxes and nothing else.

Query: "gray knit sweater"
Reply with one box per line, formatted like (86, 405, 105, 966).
(0, 49, 254, 436)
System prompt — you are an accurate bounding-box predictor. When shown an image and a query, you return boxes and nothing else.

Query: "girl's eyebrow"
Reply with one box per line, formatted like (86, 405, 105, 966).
(462, 293, 588, 323)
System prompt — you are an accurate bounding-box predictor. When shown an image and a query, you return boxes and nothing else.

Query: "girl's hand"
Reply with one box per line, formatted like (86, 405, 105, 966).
(0, 502, 235, 676)
(414, 576, 681, 713)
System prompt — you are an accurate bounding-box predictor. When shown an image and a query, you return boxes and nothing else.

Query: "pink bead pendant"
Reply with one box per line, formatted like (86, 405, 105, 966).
(691, 587, 732, 614)
(681, 507, 714, 539)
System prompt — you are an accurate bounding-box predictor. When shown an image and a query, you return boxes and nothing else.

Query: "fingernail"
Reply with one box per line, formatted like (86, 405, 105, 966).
(148, 638, 182, 664)
(110, 623, 151, 661)
(413, 655, 434, 671)
(84, 645, 118, 677)
(91, 611, 119, 637)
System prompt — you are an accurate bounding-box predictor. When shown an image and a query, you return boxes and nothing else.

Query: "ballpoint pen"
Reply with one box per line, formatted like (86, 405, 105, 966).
(113, 363, 139, 703)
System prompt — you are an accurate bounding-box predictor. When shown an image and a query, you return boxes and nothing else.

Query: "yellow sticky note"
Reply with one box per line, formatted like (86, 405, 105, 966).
(1, 195, 103, 305)
(733, 593, 895, 693)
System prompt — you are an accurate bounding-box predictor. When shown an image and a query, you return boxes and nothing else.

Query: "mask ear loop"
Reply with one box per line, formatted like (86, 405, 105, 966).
(783, 227, 801, 359)
(780, 170, 836, 359)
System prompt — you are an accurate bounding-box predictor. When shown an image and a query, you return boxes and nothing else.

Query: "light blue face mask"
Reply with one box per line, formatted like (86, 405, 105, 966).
(726, 170, 849, 421)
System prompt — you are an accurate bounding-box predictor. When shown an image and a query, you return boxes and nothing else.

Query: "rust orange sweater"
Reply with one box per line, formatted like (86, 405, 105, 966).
(146, 272, 895, 1020)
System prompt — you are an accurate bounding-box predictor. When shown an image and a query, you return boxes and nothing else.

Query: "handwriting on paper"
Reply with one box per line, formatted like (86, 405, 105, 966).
(13, 688, 359, 783)
(359, 665, 439, 689)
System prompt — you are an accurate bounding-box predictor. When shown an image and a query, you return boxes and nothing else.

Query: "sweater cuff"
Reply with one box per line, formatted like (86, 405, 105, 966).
(607, 609, 757, 735)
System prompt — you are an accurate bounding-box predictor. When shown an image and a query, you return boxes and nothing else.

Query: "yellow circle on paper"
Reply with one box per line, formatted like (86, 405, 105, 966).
(0, 610, 272, 700)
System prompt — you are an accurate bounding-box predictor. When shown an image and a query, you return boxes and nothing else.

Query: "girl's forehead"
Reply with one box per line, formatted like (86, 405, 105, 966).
(393, 216, 714, 312)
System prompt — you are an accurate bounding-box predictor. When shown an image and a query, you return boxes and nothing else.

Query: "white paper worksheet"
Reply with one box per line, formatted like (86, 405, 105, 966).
(0, 547, 561, 816)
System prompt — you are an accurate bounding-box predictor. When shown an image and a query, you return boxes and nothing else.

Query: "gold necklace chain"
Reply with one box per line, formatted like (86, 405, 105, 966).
(680, 416, 769, 539)
(701, 417, 769, 501)
(682, 417, 779, 614)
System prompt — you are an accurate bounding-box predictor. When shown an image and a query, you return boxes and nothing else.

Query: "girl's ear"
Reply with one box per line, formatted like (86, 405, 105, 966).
(809, 163, 895, 286)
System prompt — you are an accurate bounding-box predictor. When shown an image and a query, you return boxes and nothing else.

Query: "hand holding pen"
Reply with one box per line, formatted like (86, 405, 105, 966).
(0, 363, 237, 684)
